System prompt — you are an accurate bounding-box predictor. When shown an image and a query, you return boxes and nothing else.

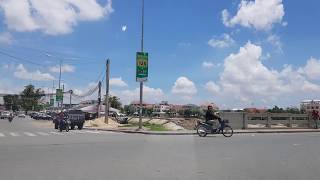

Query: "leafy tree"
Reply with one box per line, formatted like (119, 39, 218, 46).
(3, 95, 20, 111)
(20, 85, 43, 113)
(124, 105, 135, 115)
(108, 96, 122, 109)
(184, 109, 192, 117)
(268, 106, 285, 113)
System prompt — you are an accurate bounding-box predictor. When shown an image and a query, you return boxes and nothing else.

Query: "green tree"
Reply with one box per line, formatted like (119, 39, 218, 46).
(3, 95, 20, 111)
(20, 85, 43, 113)
(268, 106, 285, 113)
(108, 96, 122, 109)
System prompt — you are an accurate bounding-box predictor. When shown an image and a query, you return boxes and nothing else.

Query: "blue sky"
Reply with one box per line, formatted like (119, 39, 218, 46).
(0, 0, 320, 108)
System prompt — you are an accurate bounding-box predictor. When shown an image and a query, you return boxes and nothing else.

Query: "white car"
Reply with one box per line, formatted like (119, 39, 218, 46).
(1, 111, 12, 119)
(18, 114, 26, 118)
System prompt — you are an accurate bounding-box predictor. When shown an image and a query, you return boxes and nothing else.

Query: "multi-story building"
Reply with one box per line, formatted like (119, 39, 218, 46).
(153, 101, 170, 115)
(301, 100, 320, 112)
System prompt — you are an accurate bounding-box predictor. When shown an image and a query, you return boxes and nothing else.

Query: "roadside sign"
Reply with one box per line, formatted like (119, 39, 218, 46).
(56, 89, 63, 102)
(50, 98, 54, 106)
(136, 52, 148, 82)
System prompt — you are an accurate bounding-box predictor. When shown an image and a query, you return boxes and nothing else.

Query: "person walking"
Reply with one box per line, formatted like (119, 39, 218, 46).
(311, 110, 319, 129)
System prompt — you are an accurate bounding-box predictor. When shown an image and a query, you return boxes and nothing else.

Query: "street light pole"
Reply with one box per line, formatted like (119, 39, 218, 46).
(138, 0, 145, 130)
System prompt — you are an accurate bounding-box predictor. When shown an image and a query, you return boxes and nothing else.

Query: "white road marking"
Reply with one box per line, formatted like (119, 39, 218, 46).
(24, 132, 37, 137)
(0, 133, 5, 137)
(50, 131, 64, 135)
(36, 132, 50, 136)
(9, 132, 19, 137)
(85, 130, 100, 134)
(72, 130, 86, 134)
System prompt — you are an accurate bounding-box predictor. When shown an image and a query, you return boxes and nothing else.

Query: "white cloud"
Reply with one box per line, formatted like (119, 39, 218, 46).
(171, 77, 197, 99)
(267, 34, 282, 52)
(205, 81, 220, 94)
(110, 77, 128, 87)
(299, 57, 320, 80)
(14, 64, 55, 81)
(202, 61, 215, 69)
(50, 64, 75, 73)
(121, 25, 127, 32)
(0, 0, 114, 35)
(222, 0, 285, 31)
(208, 33, 234, 48)
(0, 32, 13, 44)
(206, 42, 320, 107)
(120, 85, 164, 104)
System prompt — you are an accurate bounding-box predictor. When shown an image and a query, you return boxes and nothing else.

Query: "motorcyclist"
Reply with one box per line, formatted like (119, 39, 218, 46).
(205, 105, 222, 127)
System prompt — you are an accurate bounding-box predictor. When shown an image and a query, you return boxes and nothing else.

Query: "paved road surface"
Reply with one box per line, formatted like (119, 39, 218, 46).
(1, 117, 320, 180)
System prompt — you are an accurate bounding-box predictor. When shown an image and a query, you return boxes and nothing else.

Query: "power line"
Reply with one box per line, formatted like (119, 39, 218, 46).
(0, 49, 45, 67)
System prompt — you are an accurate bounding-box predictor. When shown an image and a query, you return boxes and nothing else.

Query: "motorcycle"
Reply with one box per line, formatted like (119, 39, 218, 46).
(8, 116, 13, 123)
(59, 119, 70, 132)
(196, 119, 233, 137)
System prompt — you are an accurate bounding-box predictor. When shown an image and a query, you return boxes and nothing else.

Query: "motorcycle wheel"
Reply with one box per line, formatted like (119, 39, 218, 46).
(222, 126, 233, 137)
(197, 125, 208, 137)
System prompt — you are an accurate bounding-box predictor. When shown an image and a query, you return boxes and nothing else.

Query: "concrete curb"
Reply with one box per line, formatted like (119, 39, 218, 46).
(83, 127, 320, 135)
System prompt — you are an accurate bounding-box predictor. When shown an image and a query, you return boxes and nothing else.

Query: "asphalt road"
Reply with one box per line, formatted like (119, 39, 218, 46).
(1, 117, 320, 180)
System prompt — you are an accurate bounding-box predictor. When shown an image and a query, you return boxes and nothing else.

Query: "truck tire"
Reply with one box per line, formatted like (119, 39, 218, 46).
(78, 123, 83, 130)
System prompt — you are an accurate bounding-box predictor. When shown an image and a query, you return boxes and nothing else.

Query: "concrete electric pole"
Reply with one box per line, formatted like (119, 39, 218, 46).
(105, 59, 110, 124)
(138, 0, 145, 130)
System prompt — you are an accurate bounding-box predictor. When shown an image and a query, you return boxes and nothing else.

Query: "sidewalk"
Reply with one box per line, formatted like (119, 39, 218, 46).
(84, 127, 320, 135)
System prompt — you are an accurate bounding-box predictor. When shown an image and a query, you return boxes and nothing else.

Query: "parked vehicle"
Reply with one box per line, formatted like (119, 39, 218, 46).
(196, 119, 233, 137)
(113, 112, 128, 124)
(1, 111, 12, 119)
(30, 112, 52, 120)
(18, 114, 26, 118)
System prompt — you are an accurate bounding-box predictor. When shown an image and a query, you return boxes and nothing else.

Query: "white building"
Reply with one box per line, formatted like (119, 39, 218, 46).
(153, 101, 170, 116)
(300, 100, 320, 112)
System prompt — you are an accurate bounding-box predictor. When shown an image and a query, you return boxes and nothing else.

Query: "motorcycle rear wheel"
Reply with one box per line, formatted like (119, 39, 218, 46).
(222, 126, 233, 137)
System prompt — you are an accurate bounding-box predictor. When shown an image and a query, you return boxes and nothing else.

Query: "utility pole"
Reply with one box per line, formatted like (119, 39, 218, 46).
(138, 0, 145, 130)
(62, 84, 64, 110)
(69, 90, 73, 109)
(105, 59, 110, 124)
(97, 81, 102, 118)
(58, 60, 62, 109)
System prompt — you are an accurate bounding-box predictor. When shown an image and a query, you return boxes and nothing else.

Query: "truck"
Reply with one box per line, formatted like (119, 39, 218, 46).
(67, 110, 85, 130)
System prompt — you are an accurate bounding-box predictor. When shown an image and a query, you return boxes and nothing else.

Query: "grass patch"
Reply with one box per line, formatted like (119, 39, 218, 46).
(143, 122, 168, 131)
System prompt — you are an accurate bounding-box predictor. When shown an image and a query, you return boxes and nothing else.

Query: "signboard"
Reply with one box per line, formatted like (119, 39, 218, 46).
(50, 98, 54, 106)
(56, 89, 63, 102)
(136, 52, 148, 82)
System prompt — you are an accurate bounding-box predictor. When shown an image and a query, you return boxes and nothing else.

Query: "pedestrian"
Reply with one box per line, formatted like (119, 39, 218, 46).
(311, 110, 319, 129)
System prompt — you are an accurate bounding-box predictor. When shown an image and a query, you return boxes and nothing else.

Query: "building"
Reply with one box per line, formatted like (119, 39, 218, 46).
(244, 108, 267, 113)
(129, 100, 150, 113)
(153, 101, 170, 116)
(200, 102, 219, 111)
(301, 100, 320, 112)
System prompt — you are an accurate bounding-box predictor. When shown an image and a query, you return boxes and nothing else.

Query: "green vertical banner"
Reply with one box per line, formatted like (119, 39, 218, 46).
(50, 98, 54, 106)
(136, 52, 148, 82)
(56, 89, 63, 102)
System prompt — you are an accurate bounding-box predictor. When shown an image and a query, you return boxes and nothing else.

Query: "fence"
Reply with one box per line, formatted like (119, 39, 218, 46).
(220, 112, 312, 129)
